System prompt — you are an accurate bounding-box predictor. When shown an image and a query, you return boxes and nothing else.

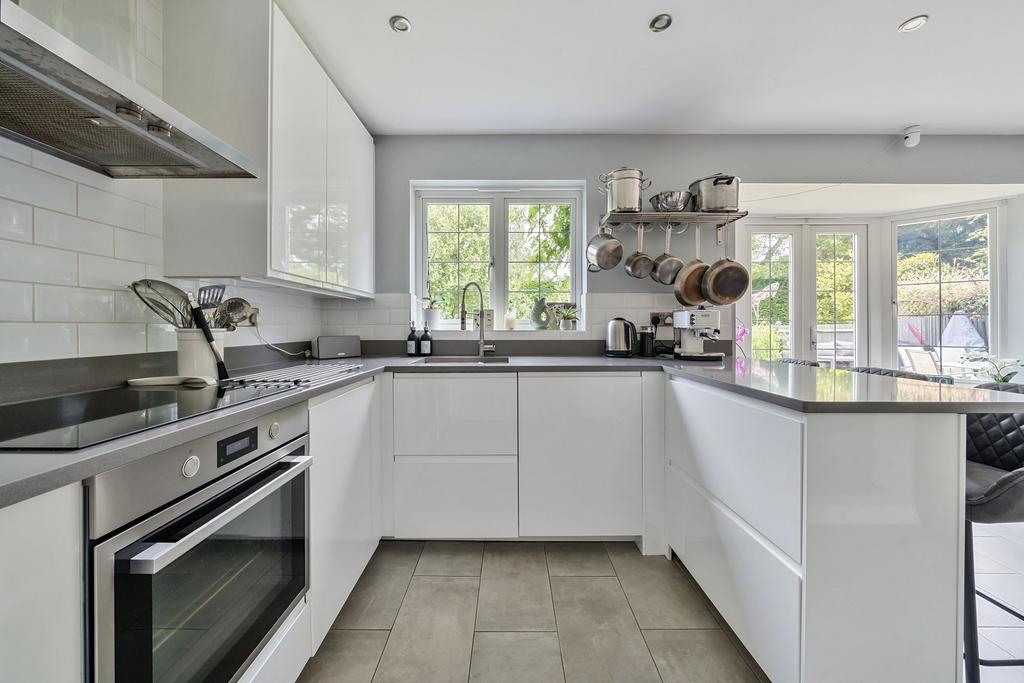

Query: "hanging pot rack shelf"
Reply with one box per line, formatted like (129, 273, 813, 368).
(599, 210, 747, 245)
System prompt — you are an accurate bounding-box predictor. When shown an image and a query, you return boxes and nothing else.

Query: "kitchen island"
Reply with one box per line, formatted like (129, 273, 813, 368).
(1, 356, 1019, 683)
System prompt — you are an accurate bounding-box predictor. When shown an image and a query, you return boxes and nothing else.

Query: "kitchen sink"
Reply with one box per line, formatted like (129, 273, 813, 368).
(418, 356, 510, 364)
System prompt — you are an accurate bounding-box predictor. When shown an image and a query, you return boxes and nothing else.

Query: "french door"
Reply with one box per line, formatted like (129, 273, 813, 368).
(736, 223, 868, 368)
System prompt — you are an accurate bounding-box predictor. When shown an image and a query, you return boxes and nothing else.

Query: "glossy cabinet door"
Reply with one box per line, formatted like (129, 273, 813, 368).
(667, 467, 801, 683)
(270, 4, 327, 284)
(518, 373, 643, 536)
(326, 84, 375, 294)
(0, 484, 83, 682)
(308, 380, 380, 651)
(393, 373, 518, 456)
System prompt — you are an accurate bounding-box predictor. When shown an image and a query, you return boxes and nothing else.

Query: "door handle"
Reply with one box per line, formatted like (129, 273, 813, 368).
(125, 454, 311, 575)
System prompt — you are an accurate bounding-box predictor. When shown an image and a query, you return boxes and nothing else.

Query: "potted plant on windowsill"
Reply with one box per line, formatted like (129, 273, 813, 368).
(557, 307, 577, 331)
(421, 297, 441, 330)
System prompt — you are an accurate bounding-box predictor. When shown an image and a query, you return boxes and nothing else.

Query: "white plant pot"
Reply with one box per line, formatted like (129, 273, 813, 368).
(559, 319, 573, 331)
(177, 328, 225, 379)
(423, 308, 441, 330)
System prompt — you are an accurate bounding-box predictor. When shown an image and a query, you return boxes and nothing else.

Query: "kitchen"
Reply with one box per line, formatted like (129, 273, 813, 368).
(3, 1, 1024, 682)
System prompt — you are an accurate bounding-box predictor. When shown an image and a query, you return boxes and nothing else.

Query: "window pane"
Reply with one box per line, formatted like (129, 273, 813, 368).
(458, 262, 490, 289)
(505, 203, 575, 318)
(427, 232, 458, 262)
(459, 233, 489, 262)
(427, 204, 457, 232)
(895, 213, 990, 374)
(812, 232, 859, 369)
(427, 261, 457, 296)
(815, 235, 835, 262)
(834, 234, 854, 261)
(750, 233, 793, 360)
(459, 204, 489, 232)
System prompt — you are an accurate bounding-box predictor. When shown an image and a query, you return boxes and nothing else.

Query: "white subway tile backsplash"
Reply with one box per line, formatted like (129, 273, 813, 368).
(0, 197, 32, 243)
(114, 229, 162, 264)
(0, 137, 32, 165)
(0, 157, 76, 214)
(78, 186, 146, 232)
(0, 282, 33, 321)
(29, 154, 162, 208)
(0, 323, 77, 362)
(115, 290, 161, 323)
(35, 285, 114, 322)
(357, 308, 390, 325)
(79, 323, 147, 357)
(0, 240, 77, 285)
(144, 206, 162, 236)
(78, 254, 146, 290)
(34, 209, 114, 256)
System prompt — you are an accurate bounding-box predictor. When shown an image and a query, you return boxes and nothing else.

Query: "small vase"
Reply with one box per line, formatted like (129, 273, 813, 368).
(530, 297, 550, 330)
(560, 319, 573, 331)
(423, 307, 441, 330)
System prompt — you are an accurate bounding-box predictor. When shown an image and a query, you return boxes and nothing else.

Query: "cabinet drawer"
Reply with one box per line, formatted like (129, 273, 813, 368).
(666, 378, 804, 562)
(394, 373, 518, 455)
(394, 456, 518, 538)
(667, 468, 801, 683)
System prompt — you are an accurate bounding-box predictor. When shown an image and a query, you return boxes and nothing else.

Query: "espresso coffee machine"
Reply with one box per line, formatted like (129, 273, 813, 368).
(673, 308, 725, 361)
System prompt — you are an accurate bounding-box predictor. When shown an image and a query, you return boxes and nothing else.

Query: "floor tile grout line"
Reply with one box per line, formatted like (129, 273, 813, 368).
(467, 542, 486, 683)
(604, 542, 666, 683)
(544, 543, 569, 683)
(369, 541, 425, 682)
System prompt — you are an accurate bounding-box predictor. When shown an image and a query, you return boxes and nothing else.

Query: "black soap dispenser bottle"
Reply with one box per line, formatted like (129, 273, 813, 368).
(406, 321, 419, 356)
(419, 323, 433, 356)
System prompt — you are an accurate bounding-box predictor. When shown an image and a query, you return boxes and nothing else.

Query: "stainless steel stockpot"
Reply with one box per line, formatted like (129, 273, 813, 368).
(689, 173, 740, 212)
(598, 167, 651, 213)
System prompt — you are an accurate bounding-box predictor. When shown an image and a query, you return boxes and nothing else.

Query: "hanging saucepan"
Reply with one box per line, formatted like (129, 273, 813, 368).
(651, 225, 685, 285)
(673, 226, 709, 306)
(701, 257, 751, 305)
(624, 225, 655, 279)
(586, 226, 624, 272)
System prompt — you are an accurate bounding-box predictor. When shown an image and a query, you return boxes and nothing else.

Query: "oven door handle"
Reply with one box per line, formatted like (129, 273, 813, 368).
(126, 453, 311, 575)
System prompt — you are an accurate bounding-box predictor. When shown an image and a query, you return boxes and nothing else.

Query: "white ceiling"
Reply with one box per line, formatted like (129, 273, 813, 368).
(741, 184, 1024, 216)
(278, 0, 1024, 136)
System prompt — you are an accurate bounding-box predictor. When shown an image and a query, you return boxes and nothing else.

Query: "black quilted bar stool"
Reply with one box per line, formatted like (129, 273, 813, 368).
(779, 357, 819, 367)
(849, 365, 929, 381)
(964, 382, 1024, 683)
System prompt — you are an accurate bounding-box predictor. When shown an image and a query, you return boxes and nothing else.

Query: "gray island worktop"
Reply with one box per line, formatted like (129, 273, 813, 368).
(1, 354, 1023, 509)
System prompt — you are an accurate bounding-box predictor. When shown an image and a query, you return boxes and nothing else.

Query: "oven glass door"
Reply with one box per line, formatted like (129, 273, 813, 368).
(112, 450, 309, 682)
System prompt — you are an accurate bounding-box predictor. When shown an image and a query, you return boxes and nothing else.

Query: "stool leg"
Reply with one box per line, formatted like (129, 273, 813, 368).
(965, 520, 982, 683)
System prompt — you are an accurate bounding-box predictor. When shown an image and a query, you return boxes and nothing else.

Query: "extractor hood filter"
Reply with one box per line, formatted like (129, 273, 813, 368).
(0, 0, 257, 178)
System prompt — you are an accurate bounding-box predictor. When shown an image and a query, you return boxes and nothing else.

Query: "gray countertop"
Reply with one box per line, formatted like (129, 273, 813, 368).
(3, 354, 1024, 510)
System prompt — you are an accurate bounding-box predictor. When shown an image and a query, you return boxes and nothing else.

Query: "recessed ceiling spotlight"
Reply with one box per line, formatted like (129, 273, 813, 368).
(897, 14, 929, 33)
(389, 15, 411, 33)
(649, 14, 673, 32)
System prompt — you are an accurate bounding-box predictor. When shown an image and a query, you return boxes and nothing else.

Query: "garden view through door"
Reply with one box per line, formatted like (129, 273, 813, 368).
(742, 225, 865, 367)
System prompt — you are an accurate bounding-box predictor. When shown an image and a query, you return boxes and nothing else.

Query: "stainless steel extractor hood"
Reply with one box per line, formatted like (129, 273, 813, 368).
(0, 0, 257, 178)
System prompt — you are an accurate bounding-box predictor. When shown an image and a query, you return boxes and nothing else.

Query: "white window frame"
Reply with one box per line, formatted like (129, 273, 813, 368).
(883, 201, 1005, 370)
(736, 220, 869, 366)
(411, 181, 585, 329)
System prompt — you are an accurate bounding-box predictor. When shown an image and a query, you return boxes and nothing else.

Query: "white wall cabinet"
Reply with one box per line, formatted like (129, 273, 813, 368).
(518, 373, 643, 536)
(163, 0, 374, 298)
(308, 380, 380, 651)
(393, 373, 518, 455)
(0, 483, 83, 682)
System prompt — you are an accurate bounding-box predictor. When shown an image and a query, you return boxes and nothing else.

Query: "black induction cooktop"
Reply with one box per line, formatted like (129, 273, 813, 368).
(0, 382, 295, 451)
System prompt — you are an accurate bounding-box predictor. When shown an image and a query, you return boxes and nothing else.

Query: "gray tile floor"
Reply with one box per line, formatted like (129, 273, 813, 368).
(299, 541, 765, 683)
(972, 523, 1024, 683)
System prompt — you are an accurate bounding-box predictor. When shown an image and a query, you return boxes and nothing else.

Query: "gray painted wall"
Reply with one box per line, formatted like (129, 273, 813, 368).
(374, 134, 1024, 293)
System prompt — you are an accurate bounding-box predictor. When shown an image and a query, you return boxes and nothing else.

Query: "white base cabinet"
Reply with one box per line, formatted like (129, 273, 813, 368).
(518, 373, 643, 536)
(308, 380, 380, 651)
(394, 456, 519, 538)
(0, 483, 83, 683)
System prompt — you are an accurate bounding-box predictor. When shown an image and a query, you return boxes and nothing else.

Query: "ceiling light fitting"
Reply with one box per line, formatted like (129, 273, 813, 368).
(649, 14, 673, 32)
(389, 15, 411, 33)
(897, 15, 928, 33)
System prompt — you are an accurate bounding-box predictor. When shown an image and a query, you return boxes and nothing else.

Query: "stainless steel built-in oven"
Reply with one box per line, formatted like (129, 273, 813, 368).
(88, 403, 310, 683)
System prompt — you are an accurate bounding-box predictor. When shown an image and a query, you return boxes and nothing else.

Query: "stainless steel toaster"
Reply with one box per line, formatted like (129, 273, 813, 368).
(311, 335, 361, 359)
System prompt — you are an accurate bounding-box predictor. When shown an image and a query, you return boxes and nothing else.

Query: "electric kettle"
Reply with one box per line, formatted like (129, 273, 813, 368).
(605, 318, 637, 357)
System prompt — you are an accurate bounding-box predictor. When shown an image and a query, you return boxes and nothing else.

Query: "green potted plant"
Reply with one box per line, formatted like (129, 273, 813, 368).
(557, 307, 577, 331)
(421, 297, 441, 329)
